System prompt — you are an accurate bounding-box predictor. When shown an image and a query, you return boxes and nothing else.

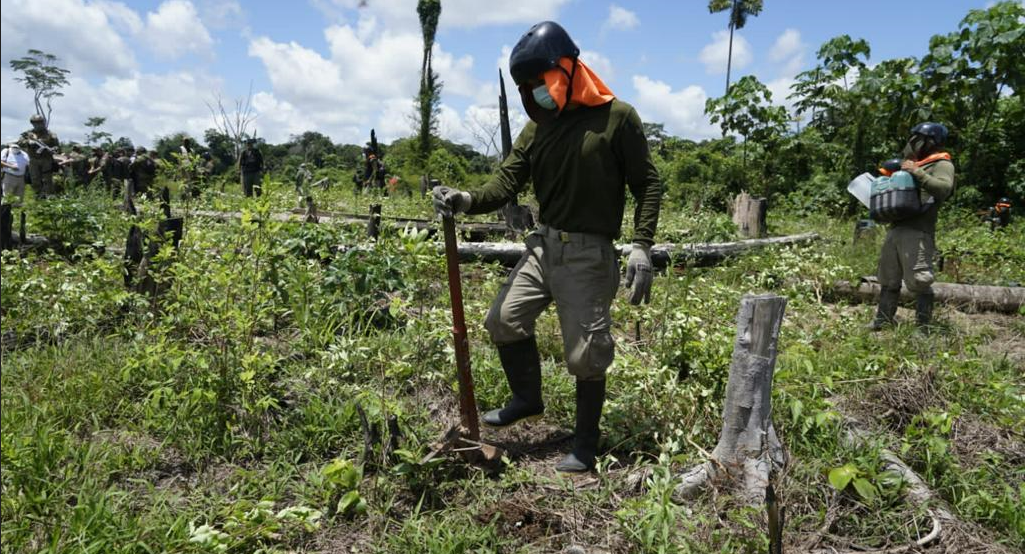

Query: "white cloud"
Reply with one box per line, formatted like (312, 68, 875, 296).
(630, 75, 716, 139)
(602, 5, 639, 32)
(698, 29, 752, 75)
(769, 28, 805, 77)
(0, 0, 137, 76)
(1, 67, 222, 147)
(580, 50, 614, 83)
(143, 0, 214, 60)
(247, 16, 497, 145)
(312, 0, 572, 32)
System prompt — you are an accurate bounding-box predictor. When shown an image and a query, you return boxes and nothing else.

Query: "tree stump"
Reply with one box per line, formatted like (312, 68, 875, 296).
(732, 192, 767, 238)
(852, 219, 877, 244)
(367, 204, 382, 239)
(674, 293, 787, 503)
(0, 204, 12, 251)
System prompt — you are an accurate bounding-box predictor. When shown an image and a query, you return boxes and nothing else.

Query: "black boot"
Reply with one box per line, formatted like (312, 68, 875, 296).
(867, 286, 901, 331)
(915, 292, 934, 332)
(482, 337, 544, 427)
(556, 379, 606, 473)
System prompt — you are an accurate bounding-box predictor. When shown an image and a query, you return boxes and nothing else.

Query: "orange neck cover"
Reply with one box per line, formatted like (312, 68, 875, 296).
(542, 57, 615, 111)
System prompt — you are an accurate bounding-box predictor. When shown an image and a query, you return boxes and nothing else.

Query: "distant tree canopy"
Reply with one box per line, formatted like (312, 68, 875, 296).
(9, 49, 70, 129)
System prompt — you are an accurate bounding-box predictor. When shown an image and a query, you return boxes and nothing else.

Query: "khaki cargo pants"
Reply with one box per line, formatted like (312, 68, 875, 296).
(878, 227, 935, 294)
(485, 225, 619, 381)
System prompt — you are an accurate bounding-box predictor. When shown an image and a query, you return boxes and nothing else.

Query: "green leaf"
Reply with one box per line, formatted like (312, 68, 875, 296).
(852, 477, 877, 500)
(828, 463, 858, 491)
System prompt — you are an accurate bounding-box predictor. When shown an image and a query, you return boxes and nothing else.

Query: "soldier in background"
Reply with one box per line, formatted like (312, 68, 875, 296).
(238, 138, 264, 198)
(19, 114, 60, 198)
(60, 145, 90, 186)
(986, 197, 1012, 231)
(130, 147, 157, 197)
(110, 148, 132, 200)
(295, 163, 313, 207)
(87, 147, 109, 193)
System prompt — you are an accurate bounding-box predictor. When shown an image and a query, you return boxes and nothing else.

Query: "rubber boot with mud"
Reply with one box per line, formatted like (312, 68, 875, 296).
(556, 379, 606, 473)
(867, 286, 901, 331)
(915, 292, 934, 334)
(482, 336, 544, 427)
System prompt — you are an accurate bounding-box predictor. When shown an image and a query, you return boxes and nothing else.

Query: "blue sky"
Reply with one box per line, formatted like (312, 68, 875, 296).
(0, 0, 997, 149)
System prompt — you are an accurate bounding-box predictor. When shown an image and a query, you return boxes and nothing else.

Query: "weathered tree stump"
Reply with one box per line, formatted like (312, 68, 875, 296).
(0, 204, 12, 251)
(852, 219, 877, 244)
(674, 294, 787, 503)
(303, 195, 318, 224)
(732, 192, 767, 238)
(501, 201, 535, 233)
(367, 204, 382, 239)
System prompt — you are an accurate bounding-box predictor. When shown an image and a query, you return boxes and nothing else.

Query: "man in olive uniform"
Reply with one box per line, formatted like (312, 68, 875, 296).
(295, 163, 313, 207)
(110, 148, 132, 200)
(986, 197, 1012, 231)
(239, 139, 264, 198)
(87, 148, 109, 192)
(19, 114, 60, 198)
(129, 146, 157, 197)
(65, 145, 90, 186)
(869, 122, 955, 331)
(433, 21, 661, 473)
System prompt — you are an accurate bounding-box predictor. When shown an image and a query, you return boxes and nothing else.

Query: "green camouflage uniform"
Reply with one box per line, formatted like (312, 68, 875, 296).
(19, 128, 60, 197)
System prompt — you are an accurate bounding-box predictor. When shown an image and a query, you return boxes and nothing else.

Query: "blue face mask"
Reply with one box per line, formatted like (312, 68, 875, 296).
(532, 84, 557, 110)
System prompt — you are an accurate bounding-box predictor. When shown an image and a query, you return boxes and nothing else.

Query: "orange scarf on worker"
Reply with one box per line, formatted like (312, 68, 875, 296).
(879, 152, 951, 176)
(542, 57, 615, 111)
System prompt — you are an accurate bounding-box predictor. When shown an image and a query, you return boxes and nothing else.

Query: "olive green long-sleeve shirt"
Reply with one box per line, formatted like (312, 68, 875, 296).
(466, 99, 662, 246)
(894, 158, 955, 234)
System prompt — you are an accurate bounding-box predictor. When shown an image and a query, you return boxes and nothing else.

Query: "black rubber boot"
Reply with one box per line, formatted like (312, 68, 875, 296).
(482, 336, 544, 427)
(867, 286, 901, 331)
(555, 379, 606, 473)
(915, 292, 934, 332)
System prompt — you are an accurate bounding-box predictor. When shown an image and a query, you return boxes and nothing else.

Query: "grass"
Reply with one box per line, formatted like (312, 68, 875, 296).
(2, 177, 1022, 552)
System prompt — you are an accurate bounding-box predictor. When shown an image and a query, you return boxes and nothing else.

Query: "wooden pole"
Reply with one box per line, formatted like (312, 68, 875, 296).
(0, 204, 11, 251)
(442, 215, 480, 441)
(675, 294, 787, 503)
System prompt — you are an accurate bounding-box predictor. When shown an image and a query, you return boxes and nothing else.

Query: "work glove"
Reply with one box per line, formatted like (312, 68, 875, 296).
(625, 243, 653, 305)
(432, 185, 471, 218)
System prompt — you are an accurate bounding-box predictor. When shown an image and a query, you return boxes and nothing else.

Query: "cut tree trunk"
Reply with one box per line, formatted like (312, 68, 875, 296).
(732, 192, 767, 238)
(674, 294, 787, 504)
(833, 276, 1024, 314)
(1, 204, 11, 251)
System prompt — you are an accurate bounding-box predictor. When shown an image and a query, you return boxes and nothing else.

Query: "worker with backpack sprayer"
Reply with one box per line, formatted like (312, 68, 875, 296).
(867, 122, 955, 332)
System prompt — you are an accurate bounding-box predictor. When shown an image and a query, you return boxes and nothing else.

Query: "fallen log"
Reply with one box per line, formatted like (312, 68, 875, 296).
(450, 232, 820, 268)
(187, 208, 510, 241)
(833, 276, 1024, 314)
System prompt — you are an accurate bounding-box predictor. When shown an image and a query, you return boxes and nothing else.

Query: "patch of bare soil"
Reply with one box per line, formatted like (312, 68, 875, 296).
(477, 499, 565, 545)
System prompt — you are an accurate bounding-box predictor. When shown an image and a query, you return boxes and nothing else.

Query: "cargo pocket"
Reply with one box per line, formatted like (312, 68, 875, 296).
(579, 320, 615, 379)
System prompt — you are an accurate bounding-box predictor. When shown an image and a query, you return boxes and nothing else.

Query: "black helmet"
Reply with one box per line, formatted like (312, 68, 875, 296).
(29, 114, 45, 124)
(911, 122, 948, 147)
(999, 197, 1010, 203)
(881, 158, 902, 173)
(509, 21, 579, 86)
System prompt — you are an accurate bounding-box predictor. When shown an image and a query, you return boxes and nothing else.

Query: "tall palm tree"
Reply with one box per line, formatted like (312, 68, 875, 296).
(416, 0, 442, 164)
(708, 0, 763, 94)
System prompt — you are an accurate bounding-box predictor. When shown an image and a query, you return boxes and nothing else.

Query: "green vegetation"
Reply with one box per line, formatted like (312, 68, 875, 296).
(2, 2, 1022, 552)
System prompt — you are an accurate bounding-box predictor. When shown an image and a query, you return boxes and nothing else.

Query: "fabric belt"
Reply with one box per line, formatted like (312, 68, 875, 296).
(535, 224, 610, 245)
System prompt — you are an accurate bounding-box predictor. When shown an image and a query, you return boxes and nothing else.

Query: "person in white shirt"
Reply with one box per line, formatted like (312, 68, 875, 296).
(1, 143, 30, 206)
